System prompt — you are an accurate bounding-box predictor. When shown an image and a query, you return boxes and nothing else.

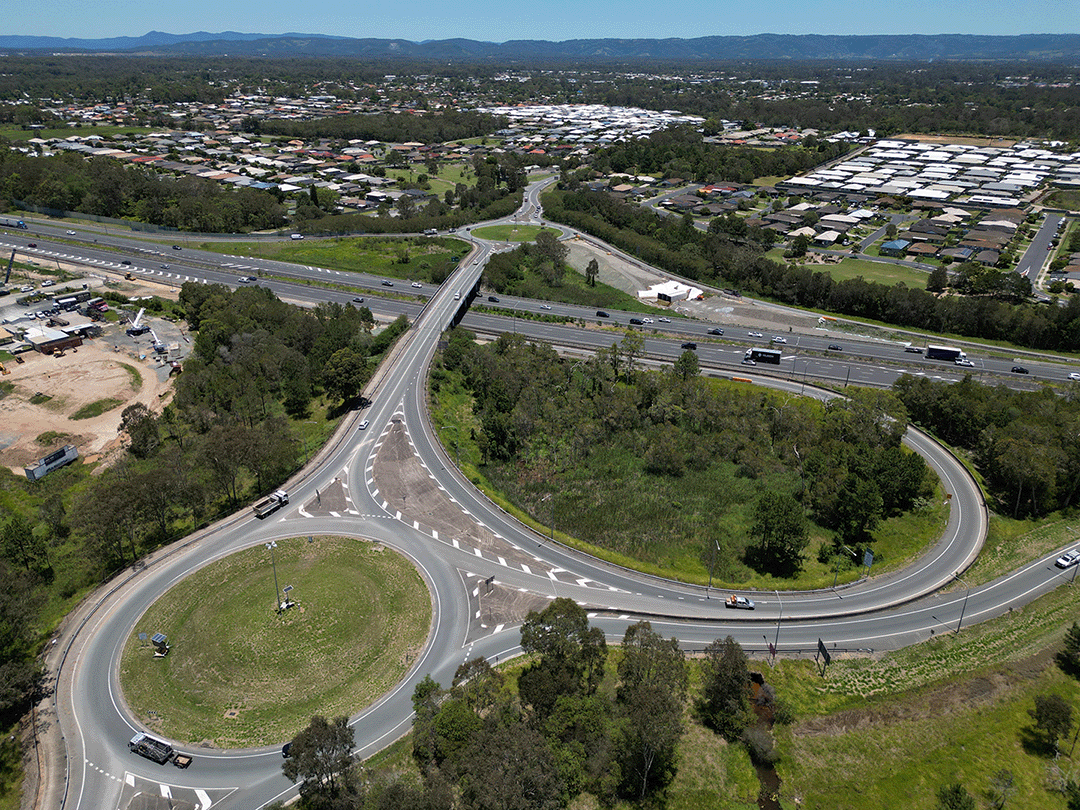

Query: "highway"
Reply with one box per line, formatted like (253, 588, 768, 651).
(8, 184, 1077, 810)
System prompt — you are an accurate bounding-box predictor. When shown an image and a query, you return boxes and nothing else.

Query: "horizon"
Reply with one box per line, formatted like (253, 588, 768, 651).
(3, 0, 1073, 43)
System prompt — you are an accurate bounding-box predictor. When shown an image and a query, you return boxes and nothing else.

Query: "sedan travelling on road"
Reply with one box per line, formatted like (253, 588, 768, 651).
(828, 344, 842, 351)
(707, 328, 724, 335)
(1011, 366, 1029, 374)
(771, 336, 787, 344)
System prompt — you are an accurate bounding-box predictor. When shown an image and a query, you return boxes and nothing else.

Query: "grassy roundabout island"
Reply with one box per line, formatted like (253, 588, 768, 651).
(119, 536, 431, 748)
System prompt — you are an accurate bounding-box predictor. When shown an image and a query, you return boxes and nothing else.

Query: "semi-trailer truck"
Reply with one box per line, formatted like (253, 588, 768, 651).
(0, 217, 27, 229)
(926, 345, 966, 362)
(743, 347, 782, 365)
(253, 489, 289, 518)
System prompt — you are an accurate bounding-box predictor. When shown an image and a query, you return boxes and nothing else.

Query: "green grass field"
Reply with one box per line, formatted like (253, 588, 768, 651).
(198, 235, 470, 284)
(119, 536, 431, 747)
(1044, 189, 1080, 212)
(471, 224, 556, 242)
(0, 125, 153, 143)
(816, 256, 930, 287)
(69, 397, 123, 420)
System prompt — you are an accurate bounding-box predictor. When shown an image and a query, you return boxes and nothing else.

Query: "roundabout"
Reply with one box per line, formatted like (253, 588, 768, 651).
(118, 536, 431, 748)
(45, 181, 1080, 810)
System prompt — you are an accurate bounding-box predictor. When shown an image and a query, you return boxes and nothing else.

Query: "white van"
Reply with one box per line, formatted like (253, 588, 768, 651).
(290, 233, 304, 240)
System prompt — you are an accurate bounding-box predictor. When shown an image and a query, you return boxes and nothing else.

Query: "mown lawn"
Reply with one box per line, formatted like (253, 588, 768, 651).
(119, 536, 431, 747)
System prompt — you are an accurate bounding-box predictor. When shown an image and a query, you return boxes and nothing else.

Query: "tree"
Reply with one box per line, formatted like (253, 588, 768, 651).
(1029, 693, 1074, 751)
(519, 597, 606, 714)
(534, 230, 568, 267)
(456, 723, 563, 810)
(322, 347, 370, 404)
(885, 222, 898, 239)
(585, 257, 599, 286)
(672, 348, 699, 382)
(282, 715, 356, 801)
(699, 636, 751, 740)
(1059, 622, 1080, 678)
(119, 402, 160, 458)
(747, 488, 809, 575)
(935, 782, 976, 810)
(616, 622, 687, 799)
(0, 514, 48, 572)
(927, 266, 949, 293)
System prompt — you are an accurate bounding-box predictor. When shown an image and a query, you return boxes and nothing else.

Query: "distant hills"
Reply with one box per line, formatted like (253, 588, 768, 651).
(2, 31, 1080, 62)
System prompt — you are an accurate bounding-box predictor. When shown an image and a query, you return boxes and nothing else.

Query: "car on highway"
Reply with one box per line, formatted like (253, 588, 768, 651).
(19, 284, 33, 292)
(352, 296, 365, 303)
(771, 336, 787, 344)
(172, 245, 182, 250)
(453, 292, 460, 300)
(160, 264, 170, 269)
(742, 357, 756, 366)
(905, 346, 924, 353)
(748, 331, 763, 338)
(828, 344, 842, 351)
(629, 318, 644, 325)
(955, 359, 975, 367)
(1055, 549, 1080, 569)
(411, 282, 423, 289)
(642, 317, 653, 324)
(724, 595, 755, 610)
(488, 295, 499, 302)
(121, 260, 131, 265)
(239, 276, 253, 283)
(357, 420, 370, 431)
(27, 242, 36, 248)
(1011, 366, 1029, 374)
(1070, 373, 1080, 382)
(65, 230, 76, 235)
(282, 742, 292, 758)
(539, 304, 551, 309)
(381, 280, 394, 287)
(658, 316, 671, 323)
(707, 327, 724, 335)
(41, 279, 55, 287)
(680, 342, 697, 351)
(596, 310, 610, 317)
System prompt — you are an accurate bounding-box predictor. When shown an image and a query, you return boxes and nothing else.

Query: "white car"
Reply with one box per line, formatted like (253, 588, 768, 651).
(411, 282, 423, 289)
(1055, 549, 1080, 569)
(642, 317, 653, 323)
(955, 359, 975, 367)
(357, 419, 370, 431)
(41, 280, 55, 287)
(539, 304, 551, 310)
(771, 336, 788, 344)
(658, 316, 671, 323)
(65, 230, 76, 235)
(748, 331, 763, 338)
(1069, 373, 1080, 381)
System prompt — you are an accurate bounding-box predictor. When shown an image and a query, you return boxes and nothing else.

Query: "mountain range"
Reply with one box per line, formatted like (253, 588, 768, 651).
(2, 31, 1080, 61)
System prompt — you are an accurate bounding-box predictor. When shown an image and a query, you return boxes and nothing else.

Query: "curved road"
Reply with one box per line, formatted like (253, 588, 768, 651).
(35, 182, 1077, 810)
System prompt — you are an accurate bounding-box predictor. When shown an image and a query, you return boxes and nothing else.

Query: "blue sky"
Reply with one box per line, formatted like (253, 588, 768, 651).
(9, 0, 1073, 41)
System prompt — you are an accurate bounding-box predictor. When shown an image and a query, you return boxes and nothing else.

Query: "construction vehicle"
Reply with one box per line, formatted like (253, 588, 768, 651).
(253, 490, 289, 518)
(126, 307, 150, 336)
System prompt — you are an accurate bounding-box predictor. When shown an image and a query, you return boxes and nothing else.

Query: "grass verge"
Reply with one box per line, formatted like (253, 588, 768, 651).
(69, 397, 123, 420)
(119, 535, 431, 747)
(471, 224, 555, 242)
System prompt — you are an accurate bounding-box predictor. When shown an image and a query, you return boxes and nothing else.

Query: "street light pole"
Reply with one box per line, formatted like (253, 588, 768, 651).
(954, 571, 970, 634)
(773, 589, 782, 662)
(707, 538, 721, 598)
(266, 541, 281, 613)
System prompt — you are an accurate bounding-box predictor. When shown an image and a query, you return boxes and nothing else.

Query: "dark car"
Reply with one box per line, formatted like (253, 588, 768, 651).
(596, 310, 610, 318)
(488, 295, 499, 303)
(904, 346, 924, 354)
(381, 280, 394, 287)
(282, 742, 292, 758)
(1011, 366, 1029, 374)
(172, 245, 182, 250)
(27, 242, 36, 248)
(352, 296, 364, 303)
(629, 317, 644, 325)
(828, 344, 842, 351)
(121, 260, 131, 265)
(707, 327, 724, 335)
(681, 342, 697, 351)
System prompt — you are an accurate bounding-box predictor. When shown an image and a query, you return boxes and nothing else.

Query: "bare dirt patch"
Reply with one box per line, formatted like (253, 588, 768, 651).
(893, 133, 1018, 148)
(0, 341, 175, 472)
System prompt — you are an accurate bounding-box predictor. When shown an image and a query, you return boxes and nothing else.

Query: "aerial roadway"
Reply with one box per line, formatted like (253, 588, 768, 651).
(15, 182, 1079, 810)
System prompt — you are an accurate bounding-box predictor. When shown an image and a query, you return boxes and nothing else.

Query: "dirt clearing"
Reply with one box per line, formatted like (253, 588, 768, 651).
(0, 341, 175, 472)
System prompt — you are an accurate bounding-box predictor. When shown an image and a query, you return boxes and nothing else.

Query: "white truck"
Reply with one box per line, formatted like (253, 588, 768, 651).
(253, 489, 289, 518)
